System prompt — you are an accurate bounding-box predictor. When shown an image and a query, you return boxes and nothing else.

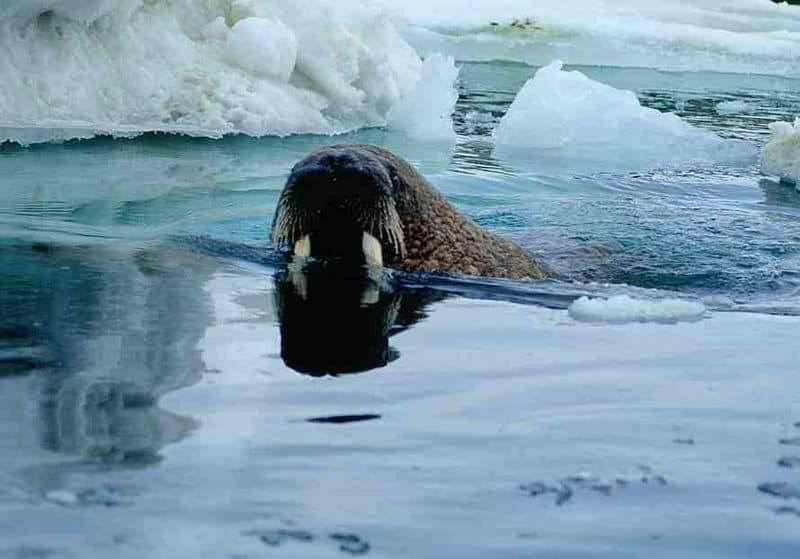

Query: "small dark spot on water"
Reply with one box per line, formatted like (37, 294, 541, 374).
(758, 482, 800, 500)
(779, 437, 800, 446)
(306, 414, 381, 424)
(590, 483, 613, 495)
(329, 534, 370, 555)
(76, 486, 137, 507)
(30, 243, 52, 254)
(0, 358, 47, 376)
(244, 529, 314, 547)
(45, 485, 137, 507)
(778, 456, 800, 469)
(673, 438, 695, 445)
(521, 468, 668, 505)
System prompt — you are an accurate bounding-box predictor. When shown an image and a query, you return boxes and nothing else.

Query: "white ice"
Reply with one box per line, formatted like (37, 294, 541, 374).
(568, 295, 707, 324)
(715, 100, 752, 115)
(493, 61, 743, 168)
(373, 0, 800, 76)
(761, 117, 800, 185)
(0, 0, 426, 144)
(386, 53, 459, 142)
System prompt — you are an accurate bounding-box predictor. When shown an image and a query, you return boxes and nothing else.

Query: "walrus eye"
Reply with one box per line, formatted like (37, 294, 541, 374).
(362, 231, 383, 268)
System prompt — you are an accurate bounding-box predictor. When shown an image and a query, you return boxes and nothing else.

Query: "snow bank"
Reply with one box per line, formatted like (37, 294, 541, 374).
(761, 118, 800, 185)
(0, 0, 425, 144)
(568, 295, 706, 324)
(494, 61, 735, 165)
(386, 53, 459, 142)
(373, 0, 800, 76)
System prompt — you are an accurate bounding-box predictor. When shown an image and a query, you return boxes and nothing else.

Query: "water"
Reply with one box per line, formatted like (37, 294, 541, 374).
(1, 62, 799, 558)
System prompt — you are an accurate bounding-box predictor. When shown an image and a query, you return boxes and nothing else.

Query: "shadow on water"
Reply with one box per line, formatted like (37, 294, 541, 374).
(760, 178, 800, 212)
(0, 243, 213, 468)
(274, 263, 444, 376)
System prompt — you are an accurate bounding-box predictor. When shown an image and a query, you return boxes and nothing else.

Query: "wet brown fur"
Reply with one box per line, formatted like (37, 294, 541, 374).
(284, 144, 547, 280)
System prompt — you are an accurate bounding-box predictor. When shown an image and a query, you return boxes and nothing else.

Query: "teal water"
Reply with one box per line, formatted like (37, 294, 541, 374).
(1, 63, 799, 558)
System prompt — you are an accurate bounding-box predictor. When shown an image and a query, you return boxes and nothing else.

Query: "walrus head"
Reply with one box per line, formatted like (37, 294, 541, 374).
(272, 144, 548, 280)
(271, 147, 405, 268)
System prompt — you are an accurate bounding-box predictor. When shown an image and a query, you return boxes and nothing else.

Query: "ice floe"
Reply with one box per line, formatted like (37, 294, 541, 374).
(568, 295, 706, 324)
(373, 0, 800, 76)
(715, 100, 752, 115)
(761, 118, 800, 185)
(493, 61, 747, 170)
(0, 0, 423, 144)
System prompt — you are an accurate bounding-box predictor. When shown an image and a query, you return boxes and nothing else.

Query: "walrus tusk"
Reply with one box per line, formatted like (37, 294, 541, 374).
(294, 235, 311, 258)
(362, 231, 383, 268)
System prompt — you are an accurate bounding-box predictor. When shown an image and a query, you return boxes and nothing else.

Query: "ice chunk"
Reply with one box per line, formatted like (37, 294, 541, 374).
(715, 100, 752, 115)
(45, 490, 78, 507)
(226, 17, 297, 82)
(568, 295, 706, 324)
(0, 0, 422, 144)
(761, 118, 800, 185)
(493, 61, 745, 170)
(386, 53, 459, 142)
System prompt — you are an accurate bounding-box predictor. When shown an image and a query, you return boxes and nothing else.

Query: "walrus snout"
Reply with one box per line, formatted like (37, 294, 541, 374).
(271, 148, 405, 267)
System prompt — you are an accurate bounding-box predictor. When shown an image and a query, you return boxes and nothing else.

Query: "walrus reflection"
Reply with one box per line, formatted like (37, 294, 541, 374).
(275, 266, 441, 376)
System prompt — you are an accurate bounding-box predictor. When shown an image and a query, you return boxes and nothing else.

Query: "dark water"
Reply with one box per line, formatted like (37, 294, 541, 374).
(0, 62, 799, 558)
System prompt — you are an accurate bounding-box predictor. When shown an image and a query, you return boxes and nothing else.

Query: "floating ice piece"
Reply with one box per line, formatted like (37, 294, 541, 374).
(386, 53, 459, 142)
(0, 0, 422, 144)
(568, 295, 706, 324)
(45, 490, 78, 507)
(494, 61, 735, 169)
(761, 118, 800, 185)
(715, 100, 752, 115)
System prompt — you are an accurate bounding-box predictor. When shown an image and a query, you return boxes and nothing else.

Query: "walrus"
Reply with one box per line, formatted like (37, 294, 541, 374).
(271, 144, 547, 280)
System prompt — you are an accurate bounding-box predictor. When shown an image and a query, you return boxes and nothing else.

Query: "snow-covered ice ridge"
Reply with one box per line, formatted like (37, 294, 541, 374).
(0, 0, 439, 145)
(761, 118, 800, 185)
(374, 0, 800, 76)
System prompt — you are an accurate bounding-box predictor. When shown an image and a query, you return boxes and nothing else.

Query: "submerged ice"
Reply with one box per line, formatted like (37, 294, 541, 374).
(0, 0, 428, 144)
(761, 118, 800, 185)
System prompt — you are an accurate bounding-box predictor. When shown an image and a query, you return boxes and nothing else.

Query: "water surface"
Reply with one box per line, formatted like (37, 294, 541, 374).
(1, 62, 799, 558)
